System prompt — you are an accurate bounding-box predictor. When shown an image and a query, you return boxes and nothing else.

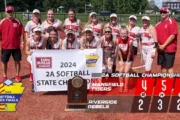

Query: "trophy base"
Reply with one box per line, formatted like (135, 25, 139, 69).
(65, 103, 87, 111)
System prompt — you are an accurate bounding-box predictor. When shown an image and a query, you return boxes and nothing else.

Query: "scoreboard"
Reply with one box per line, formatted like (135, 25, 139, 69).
(87, 73, 180, 112)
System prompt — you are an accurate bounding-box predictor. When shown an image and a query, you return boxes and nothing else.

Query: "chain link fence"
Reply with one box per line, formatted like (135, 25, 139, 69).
(0, 12, 179, 26)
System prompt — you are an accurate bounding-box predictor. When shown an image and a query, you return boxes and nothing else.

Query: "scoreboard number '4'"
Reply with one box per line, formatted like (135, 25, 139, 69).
(142, 80, 147, 91)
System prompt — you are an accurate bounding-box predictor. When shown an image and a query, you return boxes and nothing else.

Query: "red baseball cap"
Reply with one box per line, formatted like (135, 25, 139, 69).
(160, 7, 169, 12)
(6, 6, 14, 12)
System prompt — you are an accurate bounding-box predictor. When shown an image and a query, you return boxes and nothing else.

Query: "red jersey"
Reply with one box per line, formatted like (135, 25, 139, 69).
(155, 18, 178, 53)
(117, 37, 133, 59)
(0, 18, 24, 49)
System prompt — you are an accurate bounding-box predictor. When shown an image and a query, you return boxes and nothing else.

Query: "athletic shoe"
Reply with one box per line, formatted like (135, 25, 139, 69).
(15, 76, 22, 82)
(2, 77, 7, 82)
(32, 84, 34, 92)
(29, 73, 33, 82)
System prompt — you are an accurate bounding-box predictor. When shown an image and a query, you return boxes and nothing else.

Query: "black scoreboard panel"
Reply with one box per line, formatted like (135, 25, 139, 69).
(87, 74, 180, 113)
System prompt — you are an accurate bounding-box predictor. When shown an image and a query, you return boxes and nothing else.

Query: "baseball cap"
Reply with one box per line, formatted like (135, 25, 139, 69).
(33, 9, 40, 14)
(129, 15, 137, 20)
(89, 12, 97, 17)
(159, 7, 169, 12)
(110, 13, 117, 18)
(6, 6, 14, 12)
(85, 27, 93, 32)
(66, 29, 75, 35)
(33, 27, 41, 32)
(142, 16, 150, 21)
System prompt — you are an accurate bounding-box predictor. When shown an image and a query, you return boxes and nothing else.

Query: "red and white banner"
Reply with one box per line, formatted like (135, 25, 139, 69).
(31, 49, 102, 92)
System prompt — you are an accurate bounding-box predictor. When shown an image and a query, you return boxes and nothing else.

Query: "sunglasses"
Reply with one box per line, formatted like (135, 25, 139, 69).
(105, 31, 111, 33)
(35, 31, 41, 34)
(7, 11, 13, 13)
(160, 11, 167, 14)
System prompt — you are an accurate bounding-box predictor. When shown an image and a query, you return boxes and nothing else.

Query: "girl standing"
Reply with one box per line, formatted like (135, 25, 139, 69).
(138, 16, 157, 74)
(26, 27, 46, 91)
(63, 9, 83, 38)
(83, 12, 104, 39)
(100, 27, 116, 73)
(117, 25, 133, 93)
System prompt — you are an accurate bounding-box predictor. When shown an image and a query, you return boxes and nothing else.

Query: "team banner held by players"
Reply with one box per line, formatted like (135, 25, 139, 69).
(31, 49, 102, 92)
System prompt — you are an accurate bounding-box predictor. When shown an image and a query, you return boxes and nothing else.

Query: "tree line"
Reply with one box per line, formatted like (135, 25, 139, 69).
(0, 0, 155, 14)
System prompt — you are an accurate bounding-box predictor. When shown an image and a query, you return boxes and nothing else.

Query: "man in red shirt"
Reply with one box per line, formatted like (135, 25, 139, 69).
(0, 6, 25, 81)
(155, 7, 178, 73)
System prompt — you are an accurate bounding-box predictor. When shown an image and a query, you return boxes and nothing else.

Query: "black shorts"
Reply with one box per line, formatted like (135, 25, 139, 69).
(157, 52, 175, 68)
(1, 49, 22, 63)
(118, 58, 133, 62)
(123, 58, 133, 62)
(132, 46, 137, 56)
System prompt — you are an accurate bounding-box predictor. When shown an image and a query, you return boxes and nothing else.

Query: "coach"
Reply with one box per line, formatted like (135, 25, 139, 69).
(0, 6, 25, 82)
(155, 7, 178, 73)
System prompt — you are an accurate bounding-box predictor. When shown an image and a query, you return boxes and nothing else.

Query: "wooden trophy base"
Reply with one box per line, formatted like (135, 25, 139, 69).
(65, 103, 87, 111)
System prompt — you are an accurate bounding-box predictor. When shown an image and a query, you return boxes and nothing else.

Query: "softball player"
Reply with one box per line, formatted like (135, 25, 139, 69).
(83, 12, 104, 39)
(100, 26, 116, 73)
(104, 13, 120, 72)
(80, 27, 101, 49)
(46, 27, 61, 49)
(41, 9, 63, 38)
(25, 9, 41, 39)
(127, 15, 140, 56)
(117, 25, 133, 93)
(138, 16, 157, 74)
(25, 27, 46, 91)
(61, 29, 80, 49)
(104, 13, 120, 39)
(63, 9, 83, 38)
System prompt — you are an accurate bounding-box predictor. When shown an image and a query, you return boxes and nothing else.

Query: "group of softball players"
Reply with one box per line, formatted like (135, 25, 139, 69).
(25, 8, 158, 92)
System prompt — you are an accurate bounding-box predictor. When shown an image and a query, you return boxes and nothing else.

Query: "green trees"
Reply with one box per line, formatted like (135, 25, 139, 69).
(0, 0, 150, 14)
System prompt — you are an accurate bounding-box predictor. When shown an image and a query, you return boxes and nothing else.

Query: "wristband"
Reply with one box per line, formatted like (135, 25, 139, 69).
(154, 42, 158, 48)
(152, 48, 156, 53)
(126, 59, 130, 62)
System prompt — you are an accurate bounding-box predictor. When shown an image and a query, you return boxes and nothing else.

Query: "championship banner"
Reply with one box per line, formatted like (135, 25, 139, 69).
(31, 49, 102, 92)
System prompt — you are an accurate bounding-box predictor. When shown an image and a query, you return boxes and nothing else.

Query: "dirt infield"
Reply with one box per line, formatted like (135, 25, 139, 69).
(0, 33, 180, 120)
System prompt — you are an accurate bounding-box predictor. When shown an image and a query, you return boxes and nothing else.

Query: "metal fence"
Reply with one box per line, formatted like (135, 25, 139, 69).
(0, 12, 178, 26)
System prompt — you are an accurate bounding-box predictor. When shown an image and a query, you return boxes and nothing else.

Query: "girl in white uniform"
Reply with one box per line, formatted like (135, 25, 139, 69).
(127, 15, 140, 56)
(41, 9, 63, 38)
(83, 12, 104, 39)
(104, 13, 120, 72)
(100, 27, 116, 73)
(26, 27, 46, 91)
(63, 9, 83, 38)
(138, 16, 157, 74)
(61, 29, 80, 49)
(46, 27, 61, 49)
(25, 9, 41, 39)
(80, 27, 100, 49)
(104, 13, 120, 39)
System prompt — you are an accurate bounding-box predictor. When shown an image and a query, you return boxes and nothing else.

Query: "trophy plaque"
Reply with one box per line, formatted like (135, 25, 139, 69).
(66, 76, 87, 111)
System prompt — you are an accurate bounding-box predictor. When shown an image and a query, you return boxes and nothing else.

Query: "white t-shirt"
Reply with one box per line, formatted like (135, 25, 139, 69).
(88, 23, 102, 38)
(138, 26, 155, 44)
(25, 20, 41, 38)
(64, 18, 81, 37)
(29, 37, 44, 49)
(128, 26, 140, 47)
(80, 36, 100, 49)
(62, 38, 80, 49)
(107, 23, 120, 39)
(41, 19, 62, 38)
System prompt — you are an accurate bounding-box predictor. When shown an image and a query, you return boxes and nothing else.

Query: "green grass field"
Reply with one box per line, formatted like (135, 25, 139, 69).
(0, 12, 179, 28)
